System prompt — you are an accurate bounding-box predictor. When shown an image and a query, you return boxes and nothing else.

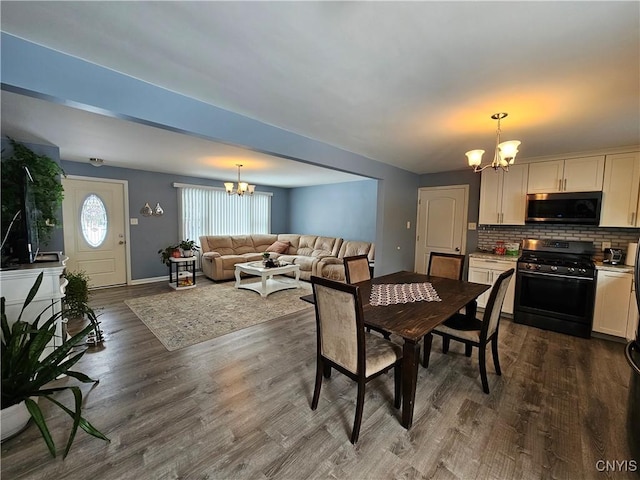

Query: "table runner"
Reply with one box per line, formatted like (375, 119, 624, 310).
(370, 282, 441, 306)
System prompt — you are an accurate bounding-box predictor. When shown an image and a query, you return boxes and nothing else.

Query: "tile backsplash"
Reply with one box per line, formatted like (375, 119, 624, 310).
(478, 224, 640, 260)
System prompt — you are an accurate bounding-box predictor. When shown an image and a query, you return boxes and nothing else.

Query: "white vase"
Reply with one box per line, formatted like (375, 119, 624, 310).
(1, 400, 33, 442)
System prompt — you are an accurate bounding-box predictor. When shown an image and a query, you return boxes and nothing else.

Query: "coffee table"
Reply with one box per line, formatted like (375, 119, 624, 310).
(234, 261, 301, 297)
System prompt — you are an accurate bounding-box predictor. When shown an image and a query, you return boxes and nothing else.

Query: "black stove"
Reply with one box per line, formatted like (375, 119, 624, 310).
(514, 239, 596, 338)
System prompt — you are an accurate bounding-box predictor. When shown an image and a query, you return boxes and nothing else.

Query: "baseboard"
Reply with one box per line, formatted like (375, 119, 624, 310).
(130, 271, 205, 286)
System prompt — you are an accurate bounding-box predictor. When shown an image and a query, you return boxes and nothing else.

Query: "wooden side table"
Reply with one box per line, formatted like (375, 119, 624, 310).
(168, 256, 196, 290)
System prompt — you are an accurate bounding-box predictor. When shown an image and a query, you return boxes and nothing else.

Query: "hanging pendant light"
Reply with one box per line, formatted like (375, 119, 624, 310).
(466, 113, 521, 173)
(224, 164, 256, 196)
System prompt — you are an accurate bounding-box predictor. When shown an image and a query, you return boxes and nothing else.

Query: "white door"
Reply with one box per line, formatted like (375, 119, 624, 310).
(62, 178, 128, 287)
(414, 186, 468, 274)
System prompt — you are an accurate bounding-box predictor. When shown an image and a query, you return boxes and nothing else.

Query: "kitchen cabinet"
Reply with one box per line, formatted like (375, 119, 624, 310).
(478, 163, 529, 225)
(527, 156, 605, 193)
(593, 268, 636, 339)
(599, 152, 640, 227)
(628, 279, 639, 342)
(468, 256, 517, 314)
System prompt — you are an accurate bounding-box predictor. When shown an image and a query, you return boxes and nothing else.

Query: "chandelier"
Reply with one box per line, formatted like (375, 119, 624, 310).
(224, 164, 255, 196)
(466, 113, 521, 173)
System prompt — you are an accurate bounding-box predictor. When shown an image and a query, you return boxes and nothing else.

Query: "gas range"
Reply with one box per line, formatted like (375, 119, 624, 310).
(517, 239, 595, 278)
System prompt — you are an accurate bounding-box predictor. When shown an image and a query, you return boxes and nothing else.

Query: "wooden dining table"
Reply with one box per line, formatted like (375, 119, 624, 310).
(303, 270, 490, 429)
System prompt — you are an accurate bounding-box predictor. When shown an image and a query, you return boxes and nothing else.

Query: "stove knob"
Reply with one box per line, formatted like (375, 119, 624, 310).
(579, 268, 586, 274)
(550, 265, 558, 271)
(568, 267, 575, 273)
(535, 264, 541, 270)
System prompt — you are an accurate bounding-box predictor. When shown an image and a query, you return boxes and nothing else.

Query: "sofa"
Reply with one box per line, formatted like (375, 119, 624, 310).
(199, 234, 343, 281)
(316, 240, 375, 282)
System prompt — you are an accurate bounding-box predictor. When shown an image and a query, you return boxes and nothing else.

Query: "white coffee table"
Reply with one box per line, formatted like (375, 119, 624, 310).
(234, 261, 301, 297)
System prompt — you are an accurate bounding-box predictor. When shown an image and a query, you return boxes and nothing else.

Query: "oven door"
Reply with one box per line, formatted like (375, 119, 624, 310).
(514, 269, 596, 336)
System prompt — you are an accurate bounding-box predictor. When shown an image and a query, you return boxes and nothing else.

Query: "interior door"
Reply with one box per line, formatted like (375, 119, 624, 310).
(62, 177, 128, 287)
(414, 185, 468, 274)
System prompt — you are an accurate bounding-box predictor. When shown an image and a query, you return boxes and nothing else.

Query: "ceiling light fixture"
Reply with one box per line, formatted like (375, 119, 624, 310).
(224, 164, 255, 196)
(466, 113, 521, 173)
(89, 157, 104, 167)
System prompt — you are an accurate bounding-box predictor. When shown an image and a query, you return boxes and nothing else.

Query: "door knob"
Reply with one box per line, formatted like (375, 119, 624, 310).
(119, 240, 125, 245)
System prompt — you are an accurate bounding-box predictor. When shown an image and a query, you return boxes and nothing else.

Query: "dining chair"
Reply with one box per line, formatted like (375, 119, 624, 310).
(428, 252, 465, 280)
(310, 275, 403, 444)
(422, 268, 514, 394)
(344, 254, 372, 284)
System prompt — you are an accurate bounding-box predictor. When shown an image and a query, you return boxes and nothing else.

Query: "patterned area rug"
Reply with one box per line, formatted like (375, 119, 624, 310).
(125, 280, 313, 351)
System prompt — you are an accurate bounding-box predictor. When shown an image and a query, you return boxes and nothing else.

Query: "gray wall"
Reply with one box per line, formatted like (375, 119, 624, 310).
(288, 179, 377, 242)
(418, 168, 481, 254)
(1, 33, 419, 276)
(61, 160, 290, 280)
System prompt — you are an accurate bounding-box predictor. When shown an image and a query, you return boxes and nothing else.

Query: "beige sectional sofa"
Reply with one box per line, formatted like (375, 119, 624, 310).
(316, 240, 375, 282)
(199, 234, 343, 281)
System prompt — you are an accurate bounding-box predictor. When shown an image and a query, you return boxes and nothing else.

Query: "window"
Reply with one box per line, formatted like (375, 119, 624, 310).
(176, 185, 271, 243)
(80, 193, 108, 247)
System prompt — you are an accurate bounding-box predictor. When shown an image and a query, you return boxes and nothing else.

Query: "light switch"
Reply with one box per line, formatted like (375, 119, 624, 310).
(406, 221, 411, 229)
(130, 218, 139, 225)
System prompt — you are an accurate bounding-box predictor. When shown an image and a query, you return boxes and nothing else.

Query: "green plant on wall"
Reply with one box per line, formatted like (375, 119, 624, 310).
(1, 138, 66, 243)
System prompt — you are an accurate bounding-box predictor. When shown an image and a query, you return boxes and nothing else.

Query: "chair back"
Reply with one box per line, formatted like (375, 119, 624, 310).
(428, 252, 465, 280)
(481, 268, 515, 339)
(344, 255, 371, 284)
(311, 276, 365, 375)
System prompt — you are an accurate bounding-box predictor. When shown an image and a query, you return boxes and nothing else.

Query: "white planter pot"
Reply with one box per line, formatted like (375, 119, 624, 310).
(1, 400, 33, 442)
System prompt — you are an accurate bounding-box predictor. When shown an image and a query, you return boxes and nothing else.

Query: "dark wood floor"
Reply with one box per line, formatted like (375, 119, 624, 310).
(1, 278, 637, 479)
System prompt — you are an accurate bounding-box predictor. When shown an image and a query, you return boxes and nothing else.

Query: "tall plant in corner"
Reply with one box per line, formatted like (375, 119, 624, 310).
(1, 137, 65, 243)
(1, 272, 109, 458)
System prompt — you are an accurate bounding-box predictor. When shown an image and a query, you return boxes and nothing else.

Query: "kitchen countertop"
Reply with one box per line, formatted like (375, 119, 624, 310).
(469, 251, 519, 262)
(595, 262, 634, 273)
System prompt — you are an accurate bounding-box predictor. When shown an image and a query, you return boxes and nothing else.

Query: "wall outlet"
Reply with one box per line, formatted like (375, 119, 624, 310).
(468, 222, 477, 231)
(602, 241, 611, 251)
(130, 218, 139, 225)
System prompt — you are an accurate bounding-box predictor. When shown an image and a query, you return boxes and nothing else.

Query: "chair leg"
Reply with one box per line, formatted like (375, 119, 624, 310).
(479, 345, 490, 394)
(491, 336, 502, 376)
(311, 358, 324, 410)
(442, 337, 450, 354)
(393, 364, 401, 409)
(465, 343, 472, 357)
(422, 333, 433, 368)
(323, 363, 332, 378)
(351, 379, 366, 444)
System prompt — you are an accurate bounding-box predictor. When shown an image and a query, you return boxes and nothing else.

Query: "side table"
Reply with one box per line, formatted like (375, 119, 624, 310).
(169, 256, 196, 290)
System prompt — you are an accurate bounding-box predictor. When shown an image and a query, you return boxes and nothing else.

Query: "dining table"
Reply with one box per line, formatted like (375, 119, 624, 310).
(303, 270, 490, 429)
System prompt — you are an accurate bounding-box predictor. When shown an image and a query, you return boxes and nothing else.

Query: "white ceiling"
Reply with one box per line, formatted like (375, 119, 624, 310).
(1, 1, 639, 185)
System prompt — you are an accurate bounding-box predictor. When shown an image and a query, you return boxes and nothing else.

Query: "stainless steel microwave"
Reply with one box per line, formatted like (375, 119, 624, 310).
(525, 191, 602, 225)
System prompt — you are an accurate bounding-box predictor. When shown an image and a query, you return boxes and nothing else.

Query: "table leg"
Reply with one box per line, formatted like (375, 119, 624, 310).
(466, 299, 478, 320)
(261, 273, 268, 297)
(234, 268, 242, 288)
(401, 339, 420, 429)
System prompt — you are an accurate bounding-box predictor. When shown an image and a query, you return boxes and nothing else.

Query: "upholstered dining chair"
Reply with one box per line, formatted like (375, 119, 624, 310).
(310, 275, 403, 444)
(428, 252, 465, 280)
(422, 268, 514, 394)
(344, 254, 372, 284)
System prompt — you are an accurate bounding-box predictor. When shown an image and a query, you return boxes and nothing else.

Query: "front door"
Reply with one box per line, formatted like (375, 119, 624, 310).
(62, 177, 128, 287)
(414, 185, 468, 274)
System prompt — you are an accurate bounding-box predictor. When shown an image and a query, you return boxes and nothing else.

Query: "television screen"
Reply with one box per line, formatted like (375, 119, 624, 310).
(0, 166, 39, 266)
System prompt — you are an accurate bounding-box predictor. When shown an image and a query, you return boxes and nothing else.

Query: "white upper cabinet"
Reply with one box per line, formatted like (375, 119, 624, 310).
(527, 156, 605, 193)
(478, 163, 529, 225)
(599, 152, 640, 227)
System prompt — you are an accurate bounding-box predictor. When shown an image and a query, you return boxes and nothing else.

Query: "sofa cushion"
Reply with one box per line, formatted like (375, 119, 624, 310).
(231, 236, 257, 255)
(251, 234, 278, 252)
(266, 240, 290, 253)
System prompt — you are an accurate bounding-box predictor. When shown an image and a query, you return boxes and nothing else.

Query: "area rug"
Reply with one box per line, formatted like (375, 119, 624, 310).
(124, 281, 313, 351)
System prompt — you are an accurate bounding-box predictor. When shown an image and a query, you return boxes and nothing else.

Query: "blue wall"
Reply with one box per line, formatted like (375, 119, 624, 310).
(61, 160, 290, 280)
(289, 180, 377, 242)
(1, 33, 420, 276)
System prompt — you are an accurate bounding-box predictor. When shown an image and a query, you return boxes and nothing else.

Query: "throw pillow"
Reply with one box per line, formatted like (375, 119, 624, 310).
(266, 240, 290, 254)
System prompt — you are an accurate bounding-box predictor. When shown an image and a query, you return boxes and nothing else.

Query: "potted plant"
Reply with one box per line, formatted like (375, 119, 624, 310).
(1, 138, 65, 244)
(1, 272, 110, 458)
(178, 239, 200, 258)
(158, 244, 179, 266)
(62, 270, 103, 345)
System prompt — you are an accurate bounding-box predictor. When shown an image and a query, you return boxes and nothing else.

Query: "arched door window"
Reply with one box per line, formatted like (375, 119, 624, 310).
(80, 194, 108, 247)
